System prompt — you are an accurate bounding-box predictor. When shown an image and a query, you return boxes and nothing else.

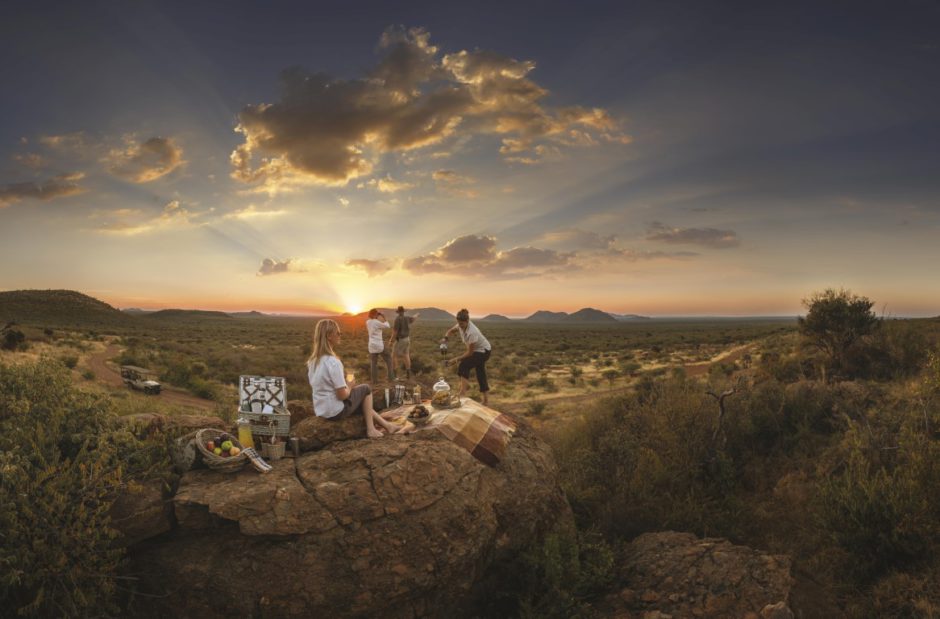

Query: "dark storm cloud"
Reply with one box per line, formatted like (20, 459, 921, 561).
(0, 172, 85, 208)
(107, 137, 184, 183)
(346, 258, 393, 277)
(645, 221, 740, 248)
(231, 26, 628, 190)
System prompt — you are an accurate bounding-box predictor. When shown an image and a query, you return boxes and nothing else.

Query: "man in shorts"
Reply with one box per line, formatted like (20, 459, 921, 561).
(391, 306, 419, 378)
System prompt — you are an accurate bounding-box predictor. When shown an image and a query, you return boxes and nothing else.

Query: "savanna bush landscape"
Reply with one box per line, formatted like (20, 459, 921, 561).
(2, 288, 940, 617)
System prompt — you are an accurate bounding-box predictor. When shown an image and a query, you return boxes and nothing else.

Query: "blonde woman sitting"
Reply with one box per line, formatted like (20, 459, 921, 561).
(307, 319, 400, 438)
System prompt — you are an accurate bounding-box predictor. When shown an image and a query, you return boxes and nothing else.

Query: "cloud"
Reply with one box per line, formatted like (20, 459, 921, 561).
(367, 175, 414, 193)
(12, 153, 46, 169)
(38, 132, 88, 153)
(224, 204, 288, 220)
(432, 168, 479, 198)
(257, 258, 294, 276)
(96, 199, 194, 235)
(438, 234, 497, 262)
(402, 234, 573, 279)
(536, 228, 617, 251)
(230, 27, 629, 191)
(0, 172, 86, 208)
(106, 136, 184, 182)
(345, 258, 394, 277)
(645, 221, 741, 248)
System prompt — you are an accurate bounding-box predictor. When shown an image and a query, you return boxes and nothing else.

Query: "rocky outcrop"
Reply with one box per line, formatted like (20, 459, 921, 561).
(290, 411, 365, 450)
(109, 479, 172, 546)
(125, 419, 570, 618)
(600, 531, 795, 618)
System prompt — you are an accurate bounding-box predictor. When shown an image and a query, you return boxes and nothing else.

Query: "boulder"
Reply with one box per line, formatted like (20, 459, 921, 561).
(125, 420, 570, 618)
(286, 399, 316, 426)
(600, 531, 794, 618)
(108, 479, 172, 546)
(291, 411, 365, 450)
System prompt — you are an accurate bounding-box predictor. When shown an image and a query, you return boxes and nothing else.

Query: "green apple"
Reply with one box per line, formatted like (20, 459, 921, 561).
(213, 447, 222, 456)
(221, 440, 233, 451)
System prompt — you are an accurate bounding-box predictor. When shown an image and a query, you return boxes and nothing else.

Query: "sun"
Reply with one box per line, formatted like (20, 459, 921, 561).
(346, 303, 363, 315)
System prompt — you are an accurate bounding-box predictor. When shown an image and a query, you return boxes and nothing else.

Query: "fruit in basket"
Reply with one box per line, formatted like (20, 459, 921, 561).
(213, 447, 222, 456)
(221, 440, 233, 451)
(206, 440, 215, 451)
(408, 404, 430, 419)
(230, 446, 241, 456)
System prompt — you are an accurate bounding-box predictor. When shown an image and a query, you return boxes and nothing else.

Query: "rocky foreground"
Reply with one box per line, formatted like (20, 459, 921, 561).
(115, 415, 572, 618)
(112, 410, 798, 618)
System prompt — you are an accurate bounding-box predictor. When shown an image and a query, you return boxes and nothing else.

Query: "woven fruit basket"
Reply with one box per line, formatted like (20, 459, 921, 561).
(407, 404, 432, 426)
(195, 428, 248, 473)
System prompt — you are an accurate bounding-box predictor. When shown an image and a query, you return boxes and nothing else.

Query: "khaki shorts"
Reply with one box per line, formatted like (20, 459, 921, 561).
(331, 384, 371, 420)
(394, 337, 411, 355)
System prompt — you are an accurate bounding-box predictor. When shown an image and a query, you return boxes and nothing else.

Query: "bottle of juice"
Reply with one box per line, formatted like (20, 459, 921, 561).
(237, 417, 255, 449)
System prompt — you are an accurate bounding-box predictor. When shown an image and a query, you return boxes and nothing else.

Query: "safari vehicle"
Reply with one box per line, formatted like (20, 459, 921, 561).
(120, 365, 161, 395)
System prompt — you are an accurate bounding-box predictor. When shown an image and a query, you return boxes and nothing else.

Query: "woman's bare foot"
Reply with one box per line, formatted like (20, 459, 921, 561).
(366, 428, 384, 438)
(382, 421, 405, 434)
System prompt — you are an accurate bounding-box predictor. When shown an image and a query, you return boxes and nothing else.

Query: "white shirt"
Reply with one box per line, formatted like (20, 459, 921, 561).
(308, 355, 346, 418)
(366, 318, 390, 353)
(459, 321, 491, 353)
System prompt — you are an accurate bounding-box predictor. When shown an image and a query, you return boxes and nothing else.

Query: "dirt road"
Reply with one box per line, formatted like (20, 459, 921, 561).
(87, 345, 217, 412)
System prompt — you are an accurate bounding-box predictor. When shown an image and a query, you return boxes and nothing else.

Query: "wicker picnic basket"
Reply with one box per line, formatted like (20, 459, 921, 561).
(195, 428, 248, 473)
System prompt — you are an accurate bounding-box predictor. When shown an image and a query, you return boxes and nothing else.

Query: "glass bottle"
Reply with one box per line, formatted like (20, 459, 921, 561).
(237, 417, 255, 449)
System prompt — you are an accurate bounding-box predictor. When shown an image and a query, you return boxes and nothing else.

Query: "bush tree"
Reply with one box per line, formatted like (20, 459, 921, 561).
(798, 288, 879, 377)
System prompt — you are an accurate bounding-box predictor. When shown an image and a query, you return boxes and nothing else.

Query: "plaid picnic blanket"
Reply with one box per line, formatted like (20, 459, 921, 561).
(386, 399, 517, 466)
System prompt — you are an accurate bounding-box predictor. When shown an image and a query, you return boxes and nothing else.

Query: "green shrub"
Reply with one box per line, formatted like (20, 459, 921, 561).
(816, 426, 940, 583)
(61, 354, 79, 369)
(0, 360, 125, 617)
(2, 329, 26, 351)
(474, 527, 614, 619)
(526, 401, 548, 416)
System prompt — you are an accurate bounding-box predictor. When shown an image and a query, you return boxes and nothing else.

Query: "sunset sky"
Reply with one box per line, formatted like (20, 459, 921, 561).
(1, 1, 938, 317)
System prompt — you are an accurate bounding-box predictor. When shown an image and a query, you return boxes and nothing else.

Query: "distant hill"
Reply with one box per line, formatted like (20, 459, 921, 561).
(0, 289, 136, 328)
(524, 310, 569, 322)
(143, 309, 232, 320)
(122, 307, 152, 315)
(480, 314, 512, 321)
(409, 307, 455, 321)
(609, 313, 652, 321)
(563, 308, 618, 323)
(228, 310, 267, 318)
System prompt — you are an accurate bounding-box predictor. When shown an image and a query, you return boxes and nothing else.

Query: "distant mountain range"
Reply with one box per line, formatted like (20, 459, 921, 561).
(524, 310, 570, 322)
(523, 308, 649, 322)
(143, 309, 233, 320)
(609, 313, 652, 321)
(1, 289, 656, 328)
